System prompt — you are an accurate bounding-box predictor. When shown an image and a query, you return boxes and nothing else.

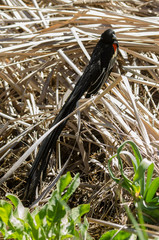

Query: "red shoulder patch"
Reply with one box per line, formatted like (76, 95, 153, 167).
(112, 43, 118, 52)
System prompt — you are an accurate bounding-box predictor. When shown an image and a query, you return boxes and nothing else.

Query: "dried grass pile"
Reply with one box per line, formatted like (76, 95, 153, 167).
(0, 0, 159, 237)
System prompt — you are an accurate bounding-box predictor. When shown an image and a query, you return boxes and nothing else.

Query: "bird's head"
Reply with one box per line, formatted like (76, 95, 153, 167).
(101, 29, 118, 44)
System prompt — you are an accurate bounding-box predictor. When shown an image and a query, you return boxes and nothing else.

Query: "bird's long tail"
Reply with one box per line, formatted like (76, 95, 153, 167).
(25, 74, 90, 200)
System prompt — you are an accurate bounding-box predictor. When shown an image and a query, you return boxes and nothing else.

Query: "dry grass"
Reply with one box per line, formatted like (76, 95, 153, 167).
(0, 0, 159, 238)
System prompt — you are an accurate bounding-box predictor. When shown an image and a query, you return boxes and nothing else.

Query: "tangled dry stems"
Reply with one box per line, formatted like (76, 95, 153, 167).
(0, 0, 159, 238)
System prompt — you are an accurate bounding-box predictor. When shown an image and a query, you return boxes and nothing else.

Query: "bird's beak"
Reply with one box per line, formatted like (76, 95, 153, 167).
(112, 33, 117, 40)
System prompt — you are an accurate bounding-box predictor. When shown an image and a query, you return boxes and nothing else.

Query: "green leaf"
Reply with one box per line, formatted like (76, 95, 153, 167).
(60, 233, 74, 240)
(117, 141, 142, 173)
(125, 204, 148, 240)
(0, 200, 12, 225)
(8, 214, 25, 238)
(141, 200, 159, 222)
(146, 177, 159, 202)
(7, 194, 29, 221)
(99, 230, 131, 240)
(5, 194, 38, 239)
(125, 141, 142, 167)
(71, 204, 90, 222)
(108, 141, 143, 193)
(6, 194, 19, 208)
(37, 227, 47, 240)
(108, 152, 139, 195)
(144, 163, 154, 198)
(121, 175, 134, 193)
(120, 150, 139, 171)
(62, 173, 80, 202)
(35, 204, 47, 228)
(108, 154, 120, 183)
(79, 216, 91, 239)
(47, 195, 67, 224)
(133, 159, 152, 182)
(57, 172, 72, 195)
(26, 212, 39, 239)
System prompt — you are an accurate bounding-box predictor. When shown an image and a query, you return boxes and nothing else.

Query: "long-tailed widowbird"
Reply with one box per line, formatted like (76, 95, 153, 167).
(25, 28, 119, 202)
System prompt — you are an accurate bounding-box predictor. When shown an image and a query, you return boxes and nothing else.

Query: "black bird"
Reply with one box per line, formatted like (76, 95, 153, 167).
(25, 29, 118, 201)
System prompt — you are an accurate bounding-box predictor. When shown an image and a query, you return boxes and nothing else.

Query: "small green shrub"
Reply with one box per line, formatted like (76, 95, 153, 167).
(108, 140, 159, 223)
(0, 172, 91, 240)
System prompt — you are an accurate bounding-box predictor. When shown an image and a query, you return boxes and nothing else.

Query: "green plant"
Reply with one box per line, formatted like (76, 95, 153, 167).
(99, 229, 131, 240)
(108, 140, 159, 223)
(0, 172, 91, 240)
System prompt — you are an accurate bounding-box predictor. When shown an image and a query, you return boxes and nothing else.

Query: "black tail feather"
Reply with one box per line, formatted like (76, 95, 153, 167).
(25, 75, 89, 201)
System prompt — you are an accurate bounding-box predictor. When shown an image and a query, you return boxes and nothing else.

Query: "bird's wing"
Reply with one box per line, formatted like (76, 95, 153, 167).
(86, 66, 107, 97)
(86, 42, 118, 97)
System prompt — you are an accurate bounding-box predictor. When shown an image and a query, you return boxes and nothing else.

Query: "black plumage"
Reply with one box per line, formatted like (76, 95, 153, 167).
(25, 28, 119, 202)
